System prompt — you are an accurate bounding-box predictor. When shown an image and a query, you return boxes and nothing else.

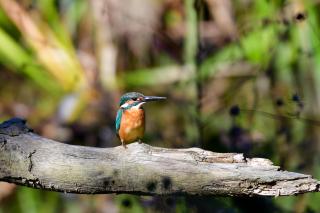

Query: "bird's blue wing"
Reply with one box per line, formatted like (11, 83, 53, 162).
(115, 109, 123, 135)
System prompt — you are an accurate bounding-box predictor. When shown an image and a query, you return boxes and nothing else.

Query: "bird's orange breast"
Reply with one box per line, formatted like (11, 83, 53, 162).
(119, 108, 145, 143)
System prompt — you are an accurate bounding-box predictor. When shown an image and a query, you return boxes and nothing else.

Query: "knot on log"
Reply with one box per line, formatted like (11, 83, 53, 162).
(0, 118, 32, 137)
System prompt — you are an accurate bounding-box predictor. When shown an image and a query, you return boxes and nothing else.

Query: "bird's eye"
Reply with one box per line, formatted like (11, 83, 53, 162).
(132, 98, 137, 101)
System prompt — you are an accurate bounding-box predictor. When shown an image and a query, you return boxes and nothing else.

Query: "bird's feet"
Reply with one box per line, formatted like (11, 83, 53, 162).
(121, 140, 127, 149)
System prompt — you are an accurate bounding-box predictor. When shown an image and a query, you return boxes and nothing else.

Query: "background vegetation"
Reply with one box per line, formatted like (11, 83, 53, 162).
(0, 0, 320, 212)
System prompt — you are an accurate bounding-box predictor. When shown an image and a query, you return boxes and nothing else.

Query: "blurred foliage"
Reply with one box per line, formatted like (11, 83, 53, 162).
(1, 0, 320, 212)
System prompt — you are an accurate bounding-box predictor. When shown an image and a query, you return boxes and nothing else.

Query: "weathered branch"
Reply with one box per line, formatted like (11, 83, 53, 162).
(0, 118, 319, 196)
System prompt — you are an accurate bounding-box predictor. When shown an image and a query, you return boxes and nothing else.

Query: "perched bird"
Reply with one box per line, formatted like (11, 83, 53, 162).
(115, 92, 166, 148)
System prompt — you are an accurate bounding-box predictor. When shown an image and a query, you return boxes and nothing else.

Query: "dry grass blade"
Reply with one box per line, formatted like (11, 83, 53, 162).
(0, 0, 86, 91)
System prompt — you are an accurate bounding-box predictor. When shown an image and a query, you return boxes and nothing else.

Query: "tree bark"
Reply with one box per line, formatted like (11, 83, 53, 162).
(0, 118, 319, 196)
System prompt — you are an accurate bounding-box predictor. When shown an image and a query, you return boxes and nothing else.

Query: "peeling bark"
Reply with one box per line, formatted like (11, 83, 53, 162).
(0, 118, 319, 196)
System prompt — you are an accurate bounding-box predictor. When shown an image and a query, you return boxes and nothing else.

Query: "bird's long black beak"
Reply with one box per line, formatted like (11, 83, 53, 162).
(143, 96, 166, 102)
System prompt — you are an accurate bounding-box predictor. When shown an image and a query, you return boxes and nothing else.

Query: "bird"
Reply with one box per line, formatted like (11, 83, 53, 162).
(115, 92, 166, 148)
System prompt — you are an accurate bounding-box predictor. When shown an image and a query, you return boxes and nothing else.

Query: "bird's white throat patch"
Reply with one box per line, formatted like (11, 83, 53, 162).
(134, 102, 146, 109)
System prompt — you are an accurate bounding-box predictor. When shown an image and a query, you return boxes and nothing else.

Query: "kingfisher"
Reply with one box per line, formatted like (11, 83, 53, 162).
(115, 92, 166, 148)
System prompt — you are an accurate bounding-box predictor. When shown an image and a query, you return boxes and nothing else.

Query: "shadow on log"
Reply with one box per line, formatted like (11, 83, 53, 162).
(0, 118, 319, 196)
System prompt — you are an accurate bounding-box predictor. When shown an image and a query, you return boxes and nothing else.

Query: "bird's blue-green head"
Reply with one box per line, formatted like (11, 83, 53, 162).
(119, 92, 166, 109)
(115, 92, 166, 134)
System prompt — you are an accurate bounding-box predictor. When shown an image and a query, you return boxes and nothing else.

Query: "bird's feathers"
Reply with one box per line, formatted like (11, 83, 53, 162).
(119, 92, 144, 106)
(115, 108, 123, 135)
(118, 108, 145, 143)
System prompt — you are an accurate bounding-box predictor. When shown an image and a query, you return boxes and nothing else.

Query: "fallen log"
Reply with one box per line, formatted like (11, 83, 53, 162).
(0, 118, 318, 196)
